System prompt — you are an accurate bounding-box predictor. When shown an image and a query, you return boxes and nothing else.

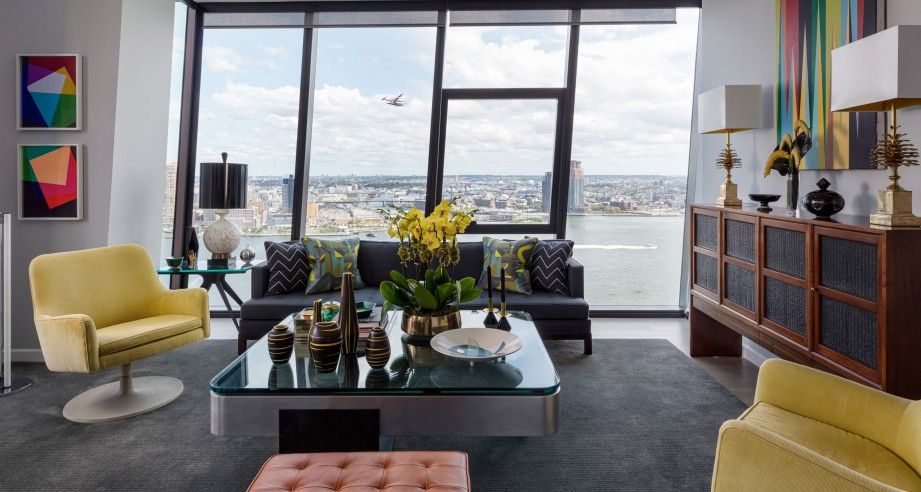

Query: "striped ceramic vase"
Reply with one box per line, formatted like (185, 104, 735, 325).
(267, 323, 294, 364)
(365, 325, 391, 369)
(339, 272, 359, 355)
(309, 320, 341, 373)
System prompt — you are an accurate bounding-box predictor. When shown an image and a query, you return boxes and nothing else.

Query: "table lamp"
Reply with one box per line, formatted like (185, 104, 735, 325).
(199, 152, 248, 267)
(831, 25, 921, 227)
(698, 85, 763, 207)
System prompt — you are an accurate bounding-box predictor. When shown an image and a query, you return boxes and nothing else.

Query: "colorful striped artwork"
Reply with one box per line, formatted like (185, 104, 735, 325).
(776, 0, 878, 170)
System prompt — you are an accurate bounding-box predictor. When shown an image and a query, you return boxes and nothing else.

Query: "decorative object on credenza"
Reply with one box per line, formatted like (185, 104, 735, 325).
(365, 324, 391, 369)
(309, 320, 341, 373)
(803, 179, 845, 218)
(199, 152, 248, 267)
(483, 265, 498, 327)
(496, 267, 512, 332)
(749, 194, 781, 213)
(339, 272, 359, 355)
(378, 199, 480, 336)
(1, 213, 32, 397)
(239, 243, 256, 264)
(777, 0, 879, 170)
(831, 25, 921, 227)
(267, 322, 294, 364)
(17, 54, 81, 130)
(18, 144, 82, 220)
(763, 120, 812, 215)
(165, 257, 183, 270)
(697, 85, 764, 207)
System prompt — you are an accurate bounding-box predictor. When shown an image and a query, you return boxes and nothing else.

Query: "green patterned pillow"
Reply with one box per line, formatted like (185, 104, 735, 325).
(477, 237, 539, 295)
(301, 236, 365, 294)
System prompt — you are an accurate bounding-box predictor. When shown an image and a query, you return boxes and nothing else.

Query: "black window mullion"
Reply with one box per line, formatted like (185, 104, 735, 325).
(555, 21, 580, 238)
(291, 22, 318, 240)
(170, 4, 204, 290)
(425, 11, 447, 215)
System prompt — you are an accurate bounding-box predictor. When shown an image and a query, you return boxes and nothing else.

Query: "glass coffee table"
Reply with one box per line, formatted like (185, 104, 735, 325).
(210, 309, 560, 443)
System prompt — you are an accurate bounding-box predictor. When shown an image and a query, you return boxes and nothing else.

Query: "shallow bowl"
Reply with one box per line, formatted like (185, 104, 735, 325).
(430, 328, 522, 363)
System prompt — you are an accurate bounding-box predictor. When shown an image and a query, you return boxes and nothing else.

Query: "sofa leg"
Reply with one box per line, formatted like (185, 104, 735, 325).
(238, 335, 247, 355)
(583, 335, 593, 355)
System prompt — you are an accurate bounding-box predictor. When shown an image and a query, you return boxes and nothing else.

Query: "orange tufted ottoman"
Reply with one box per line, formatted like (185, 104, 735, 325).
(247, 451, 471, 492)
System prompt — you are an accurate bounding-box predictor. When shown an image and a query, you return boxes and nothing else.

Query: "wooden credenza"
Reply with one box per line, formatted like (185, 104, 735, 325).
(690, 204, 921, 399)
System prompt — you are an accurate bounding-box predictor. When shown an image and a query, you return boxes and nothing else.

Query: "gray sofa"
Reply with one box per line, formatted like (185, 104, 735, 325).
(239, 240, 591, 354)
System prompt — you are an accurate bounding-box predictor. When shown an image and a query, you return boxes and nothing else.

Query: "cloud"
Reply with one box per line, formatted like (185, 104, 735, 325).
(203, 46, 244, 72)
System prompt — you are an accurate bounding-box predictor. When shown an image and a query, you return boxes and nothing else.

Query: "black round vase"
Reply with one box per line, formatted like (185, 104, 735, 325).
(267, 324, 294, 364)
(803, 178, 845, 218)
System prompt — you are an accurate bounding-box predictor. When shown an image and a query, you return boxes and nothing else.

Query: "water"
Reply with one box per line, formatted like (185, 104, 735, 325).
(160, 215, 685, 309)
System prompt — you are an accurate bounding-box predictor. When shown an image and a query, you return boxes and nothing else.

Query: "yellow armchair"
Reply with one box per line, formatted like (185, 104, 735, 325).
(712, 359, 921, 492)
(29, 244, 209, 423)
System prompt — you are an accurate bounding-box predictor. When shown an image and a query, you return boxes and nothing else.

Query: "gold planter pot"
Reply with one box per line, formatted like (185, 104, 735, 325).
(401, 310, 462, 337)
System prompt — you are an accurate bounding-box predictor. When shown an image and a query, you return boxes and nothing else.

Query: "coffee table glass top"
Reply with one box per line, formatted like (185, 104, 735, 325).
(156, 259, 257, 274)
(210, 310, 560, 396)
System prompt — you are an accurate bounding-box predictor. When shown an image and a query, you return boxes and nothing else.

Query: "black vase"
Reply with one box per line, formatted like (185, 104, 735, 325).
(365, 325, 391, 369)
(267, 324, 294, 364)
(186, 227, 199, 255)
(803, 178, 845, 218)
(309, 321, 341, 373)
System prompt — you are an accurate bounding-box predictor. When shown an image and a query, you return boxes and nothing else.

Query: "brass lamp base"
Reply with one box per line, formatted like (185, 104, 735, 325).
(870, 187, 921, 227)
(716, 181, 742, 207)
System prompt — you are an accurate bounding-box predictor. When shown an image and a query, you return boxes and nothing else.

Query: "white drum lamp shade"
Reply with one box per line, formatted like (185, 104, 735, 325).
(698, 84, 763, 134)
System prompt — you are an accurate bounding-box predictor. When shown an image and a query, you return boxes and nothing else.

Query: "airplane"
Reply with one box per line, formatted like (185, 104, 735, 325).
(381, 93, 405, 106)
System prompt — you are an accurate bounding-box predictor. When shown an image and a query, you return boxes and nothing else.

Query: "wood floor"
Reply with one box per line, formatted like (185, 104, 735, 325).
(210, 316, 760, 405)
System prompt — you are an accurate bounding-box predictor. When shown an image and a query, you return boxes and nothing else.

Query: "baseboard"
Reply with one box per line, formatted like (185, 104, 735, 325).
(11, 349, 43, 362)
(742, 340, 774, 367)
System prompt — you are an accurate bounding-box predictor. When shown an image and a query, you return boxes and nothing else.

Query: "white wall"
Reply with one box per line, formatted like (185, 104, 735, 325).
(0, 0, 175, 357)
(690, 0, 921, 363)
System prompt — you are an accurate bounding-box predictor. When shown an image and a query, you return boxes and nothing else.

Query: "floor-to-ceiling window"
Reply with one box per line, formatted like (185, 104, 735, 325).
(304, 26, 436, 236)
(193, 25, 304, 306)
(567, 8, 699, 308)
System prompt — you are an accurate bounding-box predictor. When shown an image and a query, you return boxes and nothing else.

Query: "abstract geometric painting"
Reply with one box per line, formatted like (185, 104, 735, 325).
(16, 54, 80, 130)
(18, 145, 83, 220)
(776, 0, 880, 170)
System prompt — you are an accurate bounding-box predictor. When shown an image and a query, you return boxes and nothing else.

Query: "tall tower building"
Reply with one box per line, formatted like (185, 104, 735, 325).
(282, 174, 295, 213)
(162, 161, 177, 229)
(568, 160, 585, 213)
(541, 171, 552, 213)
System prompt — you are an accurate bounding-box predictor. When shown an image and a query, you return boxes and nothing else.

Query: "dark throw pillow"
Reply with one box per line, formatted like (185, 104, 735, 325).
(477, 236, 539, 295)
(529, 239, 574, 295)
(302, 236, 365, 294)
(264, 241, 310, 296)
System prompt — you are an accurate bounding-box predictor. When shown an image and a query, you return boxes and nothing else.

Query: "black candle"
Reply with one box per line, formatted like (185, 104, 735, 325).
(487, 265, 493, 294)
(500, 267, 506, 304)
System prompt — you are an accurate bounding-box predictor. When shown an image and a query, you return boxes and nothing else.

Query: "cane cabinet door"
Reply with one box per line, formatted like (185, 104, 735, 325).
(760, 219, 810, 350)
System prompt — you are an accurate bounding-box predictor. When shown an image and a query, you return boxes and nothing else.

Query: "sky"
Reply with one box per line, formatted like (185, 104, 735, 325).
(166, 7, 700, 177)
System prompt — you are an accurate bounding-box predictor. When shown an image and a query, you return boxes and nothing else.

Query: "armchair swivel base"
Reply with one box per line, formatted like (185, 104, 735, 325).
(63, 363, 183, 424)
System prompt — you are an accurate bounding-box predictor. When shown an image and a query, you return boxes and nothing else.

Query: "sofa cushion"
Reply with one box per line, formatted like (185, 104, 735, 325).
(97, 315, 203, 356)
(741, 402, 921, 491)
(241, 287, 384, 321)
(529, 239, 574, 295)
(477, 237, 539, 294)
(264, 240, 310, 295)
(357, 240, 485, 286)
(302, 236, 365, 294)
(466, 290, 588, 321)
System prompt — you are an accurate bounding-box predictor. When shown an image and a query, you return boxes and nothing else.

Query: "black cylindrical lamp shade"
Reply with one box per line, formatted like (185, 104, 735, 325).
(199, 162, 248, 209)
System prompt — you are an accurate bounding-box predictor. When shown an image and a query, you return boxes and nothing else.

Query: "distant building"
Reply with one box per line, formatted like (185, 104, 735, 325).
(568, 160, 585, 213)
(162, 162, 177, 229)
(541, 171, 552, 213)
(282, 175, 295, 213)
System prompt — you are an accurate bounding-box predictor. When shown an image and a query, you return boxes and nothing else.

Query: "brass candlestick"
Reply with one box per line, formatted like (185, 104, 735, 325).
(715, 132, 742, 207)
(869, 103, 921, 227)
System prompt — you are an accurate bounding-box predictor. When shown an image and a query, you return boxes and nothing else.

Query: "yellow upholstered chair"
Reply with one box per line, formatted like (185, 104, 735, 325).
(29, 244, 209, 423)
(712, 359, 921, 492)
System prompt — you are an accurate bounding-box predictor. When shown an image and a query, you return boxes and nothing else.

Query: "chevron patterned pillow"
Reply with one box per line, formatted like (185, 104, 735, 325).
(264, 241, 310, 296)
(529, 239, 574, 295)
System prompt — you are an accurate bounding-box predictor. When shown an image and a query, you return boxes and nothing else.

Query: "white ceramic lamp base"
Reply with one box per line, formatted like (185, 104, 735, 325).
(202, 210, 242, 262)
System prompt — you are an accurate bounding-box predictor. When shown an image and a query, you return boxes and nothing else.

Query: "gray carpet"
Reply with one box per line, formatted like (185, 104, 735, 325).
(0, 339, 745, 491)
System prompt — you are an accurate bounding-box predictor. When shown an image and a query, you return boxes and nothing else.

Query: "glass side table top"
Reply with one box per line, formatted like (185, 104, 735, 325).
(156, 259, 258, 274)
(210, 309, 560, 396)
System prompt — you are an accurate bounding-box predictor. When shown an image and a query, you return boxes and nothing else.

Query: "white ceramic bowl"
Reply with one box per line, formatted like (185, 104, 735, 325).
(430, 328, 522, 362)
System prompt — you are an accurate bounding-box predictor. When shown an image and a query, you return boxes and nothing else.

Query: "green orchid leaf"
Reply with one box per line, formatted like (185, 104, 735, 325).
(413, 284, 439, 310)
(389, 270, 410, 290)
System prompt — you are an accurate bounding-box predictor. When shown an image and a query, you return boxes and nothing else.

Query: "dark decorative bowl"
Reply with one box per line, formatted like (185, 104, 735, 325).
(749, 194, 782, 213)
(165, 257, 184, 270)
(804, 178, 845, 218)
(356, 301, 376, 319)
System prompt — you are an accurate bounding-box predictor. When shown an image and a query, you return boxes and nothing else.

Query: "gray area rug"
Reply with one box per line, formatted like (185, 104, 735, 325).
(0, 339, 745, 491)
